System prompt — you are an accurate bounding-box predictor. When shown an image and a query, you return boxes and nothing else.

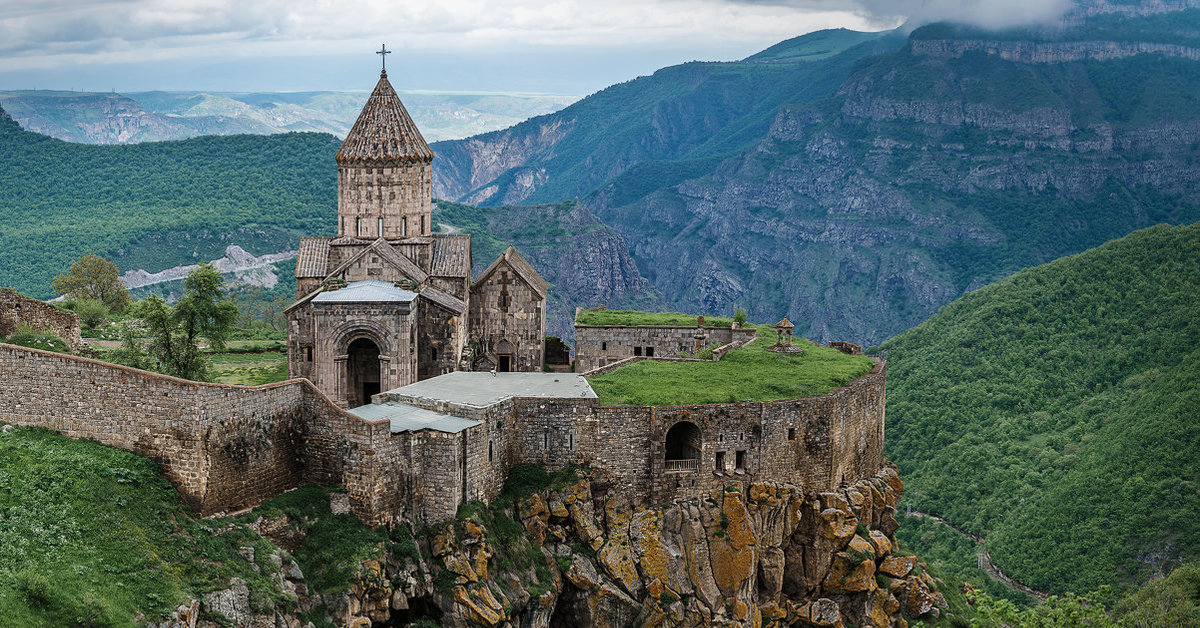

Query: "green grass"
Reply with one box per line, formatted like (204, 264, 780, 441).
(881, 222, 1200, 598)
(587, 326, 874, 405)
(242, 486, 389, 594)
(574, 309, 735, 328)
(208, 350, 289, 386)
(0, 426, 291, 627)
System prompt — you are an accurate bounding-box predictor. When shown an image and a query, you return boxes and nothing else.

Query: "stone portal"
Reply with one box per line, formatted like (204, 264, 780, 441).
(346, 337, 382, 407)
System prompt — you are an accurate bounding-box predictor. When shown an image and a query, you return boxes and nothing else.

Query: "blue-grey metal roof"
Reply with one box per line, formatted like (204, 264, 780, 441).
(348, 401, 479, 434)
(312, 279, 417, 303)
(386, 372, 597, 408)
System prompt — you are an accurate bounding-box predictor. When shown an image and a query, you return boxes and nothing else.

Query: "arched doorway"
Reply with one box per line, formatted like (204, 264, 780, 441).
(664, 421, 701, 473)
(346, 337, 381, 407)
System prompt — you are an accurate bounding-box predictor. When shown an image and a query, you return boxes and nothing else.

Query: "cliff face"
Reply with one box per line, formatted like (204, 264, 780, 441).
(585, 11, 1200, 344)
(294, 466, 945, 628)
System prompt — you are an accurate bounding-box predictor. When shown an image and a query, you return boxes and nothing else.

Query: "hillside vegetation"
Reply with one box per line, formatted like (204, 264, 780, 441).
(881, 222, 1200, 596)
(0, 106, 339, 300)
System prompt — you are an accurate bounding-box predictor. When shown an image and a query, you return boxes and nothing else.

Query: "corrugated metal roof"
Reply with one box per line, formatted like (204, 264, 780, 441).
(312, 280, 417, 303)
(349, 401, 479, 434)
(336, 71, 434, 164)
(430, 234, 471, 278)
(296, 237, 331, 278)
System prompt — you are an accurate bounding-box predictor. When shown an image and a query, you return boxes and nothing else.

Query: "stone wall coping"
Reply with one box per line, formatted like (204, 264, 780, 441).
(0, 342, 380, 426)
(592, 358, 884, 411)
(574, 323, 753, 331)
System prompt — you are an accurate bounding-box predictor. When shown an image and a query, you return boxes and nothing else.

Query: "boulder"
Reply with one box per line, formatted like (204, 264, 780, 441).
(878, 555, 916, 579)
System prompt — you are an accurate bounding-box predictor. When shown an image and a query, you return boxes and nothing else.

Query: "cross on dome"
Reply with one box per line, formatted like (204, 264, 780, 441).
(377, 44, 391, 75)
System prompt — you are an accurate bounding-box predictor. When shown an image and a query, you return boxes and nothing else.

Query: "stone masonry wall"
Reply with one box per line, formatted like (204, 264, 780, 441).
(0, 288, 83, 350)
(337, 162, 433, 239)
(574, 324, 757, 373)
(0, 343, 402, 526)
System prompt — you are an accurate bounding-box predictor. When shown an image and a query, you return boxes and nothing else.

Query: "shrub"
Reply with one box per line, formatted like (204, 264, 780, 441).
(74, 299, 110, 329)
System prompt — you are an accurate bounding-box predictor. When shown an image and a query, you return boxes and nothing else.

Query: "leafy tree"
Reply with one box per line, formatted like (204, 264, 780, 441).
(139, 263, 237, 381)
(733, 306, 748, 326)
(51, 254, 130, 311)
(1111, 563, 1200, 627)
(73, 298, 109, 329)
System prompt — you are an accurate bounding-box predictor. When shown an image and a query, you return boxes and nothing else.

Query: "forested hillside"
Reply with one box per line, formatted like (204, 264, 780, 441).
(881, 222, 1200, 596)
(0, 105, 338, 299)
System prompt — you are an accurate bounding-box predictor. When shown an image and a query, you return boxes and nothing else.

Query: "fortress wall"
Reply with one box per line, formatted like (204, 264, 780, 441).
(411, 429, 467, 524)
(574, 324, 757, 373)
(0, 343, 400, 525)
(0, 288, 83, 350)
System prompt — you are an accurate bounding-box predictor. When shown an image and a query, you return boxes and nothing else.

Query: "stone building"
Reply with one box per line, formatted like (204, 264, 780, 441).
(285, 69, 547, 407)
(573, 314, 758, 373)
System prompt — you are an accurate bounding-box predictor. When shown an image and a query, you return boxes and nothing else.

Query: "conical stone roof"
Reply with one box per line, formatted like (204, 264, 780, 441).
(336, 70, 433, 164)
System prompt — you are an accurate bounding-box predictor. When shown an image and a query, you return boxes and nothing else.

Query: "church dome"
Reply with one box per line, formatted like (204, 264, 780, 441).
(336, 70, 434, 164)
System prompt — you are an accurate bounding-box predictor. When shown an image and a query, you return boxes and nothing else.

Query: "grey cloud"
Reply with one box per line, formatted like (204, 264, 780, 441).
(721, 0, 1074, 29)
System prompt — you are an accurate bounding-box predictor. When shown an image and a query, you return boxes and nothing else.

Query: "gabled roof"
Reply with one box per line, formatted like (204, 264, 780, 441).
(336, 71, 433, 164)
(296, 237, 331, 278)
(312, 280, 417, 303)
(324, 238, 429, 285)
(473, 246, 549, 298)
(775, 317, 794, 329)
(430, 234, 471, 278)
(420, 285, 466, 314)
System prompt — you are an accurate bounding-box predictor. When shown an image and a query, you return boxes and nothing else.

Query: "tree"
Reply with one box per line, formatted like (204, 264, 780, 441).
(139, 263, 238, 381)
(73, 299, 109, 329)
(52, 254, 130, 311)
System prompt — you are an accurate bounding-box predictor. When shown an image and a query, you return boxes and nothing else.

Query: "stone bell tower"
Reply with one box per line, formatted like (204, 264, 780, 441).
(334, 59, 434, 240)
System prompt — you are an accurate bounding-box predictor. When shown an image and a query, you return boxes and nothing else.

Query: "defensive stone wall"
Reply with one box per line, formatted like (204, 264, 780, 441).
(391, 360, 886, 516)
(0, 343, 401, 526)
(0, 288, 83, 350)
(574, 323, 757, 373)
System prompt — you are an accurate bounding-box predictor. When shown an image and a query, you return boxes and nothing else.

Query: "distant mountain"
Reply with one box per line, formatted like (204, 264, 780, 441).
(430, 28, 900, 206)
(881, 222, 1200, 596)
(0, 89, 577, 144)
(0, 105, 654, 339)
(433, 12, 1200, 344)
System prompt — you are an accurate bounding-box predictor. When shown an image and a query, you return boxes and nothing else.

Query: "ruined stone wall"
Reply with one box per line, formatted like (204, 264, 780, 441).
(337, 162, 433, 239)
(0, 288, 83, 350)
(469, 262, 545, 372)
(0, 342, 404, 526)
(574, 324, 756, 373)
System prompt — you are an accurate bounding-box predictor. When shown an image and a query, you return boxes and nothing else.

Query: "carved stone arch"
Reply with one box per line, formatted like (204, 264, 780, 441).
(330, 319, 393, 356)
(495, 338, 516, 372)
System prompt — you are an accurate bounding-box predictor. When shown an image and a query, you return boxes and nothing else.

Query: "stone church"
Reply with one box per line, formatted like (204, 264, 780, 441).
(285, 68, 547, 408)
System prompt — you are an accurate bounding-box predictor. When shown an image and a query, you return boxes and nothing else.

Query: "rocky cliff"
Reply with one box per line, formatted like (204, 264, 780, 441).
(167, 466, 945, 628)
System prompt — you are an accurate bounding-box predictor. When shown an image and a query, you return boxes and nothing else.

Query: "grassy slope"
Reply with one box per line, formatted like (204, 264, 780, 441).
(588, 326, 874, 406)
(0, 427, 289, 626)
(0, 107, 339, 300)
(880, 223, 1200, 596)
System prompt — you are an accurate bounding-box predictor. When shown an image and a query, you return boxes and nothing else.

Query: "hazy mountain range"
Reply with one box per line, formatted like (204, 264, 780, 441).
(0, 89, 577, 144)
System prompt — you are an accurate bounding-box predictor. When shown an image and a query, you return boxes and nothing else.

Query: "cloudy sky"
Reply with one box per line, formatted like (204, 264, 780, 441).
(0, 0, 1073, 94)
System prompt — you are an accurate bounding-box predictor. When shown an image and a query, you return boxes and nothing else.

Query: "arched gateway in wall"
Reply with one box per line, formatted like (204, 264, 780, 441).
(332, 322, 393, 408)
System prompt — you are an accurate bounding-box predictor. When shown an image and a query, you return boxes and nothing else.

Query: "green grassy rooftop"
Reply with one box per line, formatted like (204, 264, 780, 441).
(575, 309, 736, 328)
(586, 326, 875, 406)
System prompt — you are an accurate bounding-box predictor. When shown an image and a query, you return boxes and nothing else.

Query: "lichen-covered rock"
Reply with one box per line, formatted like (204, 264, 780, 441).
(878, 555, 916, 578)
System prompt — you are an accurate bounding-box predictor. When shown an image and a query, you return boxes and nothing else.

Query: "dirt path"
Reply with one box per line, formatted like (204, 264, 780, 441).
(905, 509, 1050, 601)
